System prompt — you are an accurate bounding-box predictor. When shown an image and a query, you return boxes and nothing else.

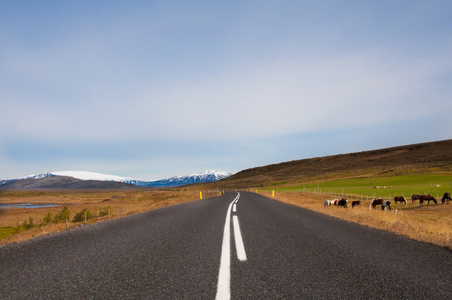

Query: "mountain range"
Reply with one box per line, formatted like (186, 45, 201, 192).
(0, 170, 232, 190)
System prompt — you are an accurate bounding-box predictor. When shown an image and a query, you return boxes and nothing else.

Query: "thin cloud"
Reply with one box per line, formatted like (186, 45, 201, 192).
(1, 1, 451, 179)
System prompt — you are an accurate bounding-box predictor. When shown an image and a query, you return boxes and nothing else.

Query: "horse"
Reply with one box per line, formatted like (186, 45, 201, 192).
(369, 199, 383, 209)
(441, 192, 451, 204)
(324, 199, 333, 207)
(419, 194, 437, 206)
(352, 200, 361, 208)
(394, 196, 407, 205)
(411, 194, 420, 203)
(337, 198, 348, 208)
(382, 201, 391, 211)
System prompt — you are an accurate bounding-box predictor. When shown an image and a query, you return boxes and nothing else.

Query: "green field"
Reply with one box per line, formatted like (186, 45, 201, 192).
(271, 175, 452, 200)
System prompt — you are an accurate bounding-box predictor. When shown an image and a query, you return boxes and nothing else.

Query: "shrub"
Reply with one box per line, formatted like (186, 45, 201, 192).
(23, 217, 34, 229)
(43, 212, 52, 224)
(99, 206, 110, 217)
(54, 207, 70, 223)
(72, 209, 92, 223)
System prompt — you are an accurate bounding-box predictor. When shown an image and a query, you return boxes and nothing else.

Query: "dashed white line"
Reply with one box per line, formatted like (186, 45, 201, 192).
(233, 204, 237, 212)
(232, 215, 247, 262)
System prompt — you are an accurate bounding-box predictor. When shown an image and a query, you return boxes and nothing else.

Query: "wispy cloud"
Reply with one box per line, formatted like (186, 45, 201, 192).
(1, 1, 451, 179)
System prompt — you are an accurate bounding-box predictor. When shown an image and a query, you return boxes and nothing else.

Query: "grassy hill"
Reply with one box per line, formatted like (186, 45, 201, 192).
(211, 139, 452, 189)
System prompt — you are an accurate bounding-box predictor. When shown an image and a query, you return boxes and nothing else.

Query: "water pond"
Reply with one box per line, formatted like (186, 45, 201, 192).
(0, 203, 60, 209)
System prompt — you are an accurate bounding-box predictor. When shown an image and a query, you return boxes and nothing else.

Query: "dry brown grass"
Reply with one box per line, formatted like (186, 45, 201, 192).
(259, 191, 452, 249)
(3, 188, 451, 250)
(0, 189, 220, 246)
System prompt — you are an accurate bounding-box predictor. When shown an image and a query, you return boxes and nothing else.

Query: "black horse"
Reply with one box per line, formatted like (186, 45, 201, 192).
(442, 192, 451, 204)
(337, 198, 348, 208)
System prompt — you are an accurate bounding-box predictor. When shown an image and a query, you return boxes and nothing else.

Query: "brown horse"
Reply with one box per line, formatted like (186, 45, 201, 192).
(411, 194, 420, 203)
(369, 199, 383, 209)
(394, 196, 407, 205)
(419, 194, 437, 206)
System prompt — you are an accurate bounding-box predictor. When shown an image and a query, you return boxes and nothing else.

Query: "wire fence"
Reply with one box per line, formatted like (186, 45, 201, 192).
(267, 188, 445, 205)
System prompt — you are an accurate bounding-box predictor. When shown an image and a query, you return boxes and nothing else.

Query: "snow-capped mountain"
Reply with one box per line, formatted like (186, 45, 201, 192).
(0, 170, 232, 187)
(138, 170, 232, 187)
(0, 172, 56, 186)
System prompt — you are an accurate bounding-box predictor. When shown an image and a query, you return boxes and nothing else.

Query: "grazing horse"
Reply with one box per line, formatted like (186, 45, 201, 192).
(394, 196, 407, 205)
(324, 199, 333, 207)
(369, 199, 383, 209)
(352, 200, 361, 208)
(382, 201, 391, 211)
(411, 194, 420, 203)
(337, 198, 348, 208)
(419, 194, 437, 206)
(324, 199, 337, 207)
(441, 192, 451, 204)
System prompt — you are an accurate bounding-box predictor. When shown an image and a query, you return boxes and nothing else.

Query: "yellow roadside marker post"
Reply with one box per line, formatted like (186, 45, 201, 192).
(272, 190, 275, 197)
(200, 191, 203, 199)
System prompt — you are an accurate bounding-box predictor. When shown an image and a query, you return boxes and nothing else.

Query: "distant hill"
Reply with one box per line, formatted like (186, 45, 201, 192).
(0, 176, 138, 190)
(209, 139, 452, 189)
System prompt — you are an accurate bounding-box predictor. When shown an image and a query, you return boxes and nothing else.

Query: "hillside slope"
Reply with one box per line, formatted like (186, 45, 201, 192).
(212, 139, 452, 188)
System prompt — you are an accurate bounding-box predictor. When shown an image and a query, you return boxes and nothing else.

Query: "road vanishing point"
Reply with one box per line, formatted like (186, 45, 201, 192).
(1, 192, 451, 299)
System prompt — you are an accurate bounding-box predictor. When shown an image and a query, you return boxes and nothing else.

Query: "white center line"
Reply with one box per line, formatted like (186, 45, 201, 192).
(215, 194, 236, 300)
(216, 192, 243, 300)
(232, 203, 237, 212)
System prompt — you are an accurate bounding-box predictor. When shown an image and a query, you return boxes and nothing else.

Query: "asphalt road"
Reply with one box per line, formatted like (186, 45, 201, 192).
(1, 192, 451, 299)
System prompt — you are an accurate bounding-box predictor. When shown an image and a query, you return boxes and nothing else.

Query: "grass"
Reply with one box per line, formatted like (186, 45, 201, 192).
(203, 173, 451, 249)
(0, 189, 220, 245)
(255, 174, 452, 249)
(0, 227, 20, 239)
(267, 174, 452, 200)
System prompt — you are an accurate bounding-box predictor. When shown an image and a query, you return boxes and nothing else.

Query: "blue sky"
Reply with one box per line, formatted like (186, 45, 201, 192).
(1, 1, 451, 180)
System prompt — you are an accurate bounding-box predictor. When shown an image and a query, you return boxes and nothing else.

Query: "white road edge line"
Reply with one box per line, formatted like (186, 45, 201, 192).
(233, 215, 247, 262)
(215, 193, 241, 300)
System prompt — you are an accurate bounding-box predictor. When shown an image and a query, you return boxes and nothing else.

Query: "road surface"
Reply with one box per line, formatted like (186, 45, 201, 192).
(1, 192, 451, 299)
